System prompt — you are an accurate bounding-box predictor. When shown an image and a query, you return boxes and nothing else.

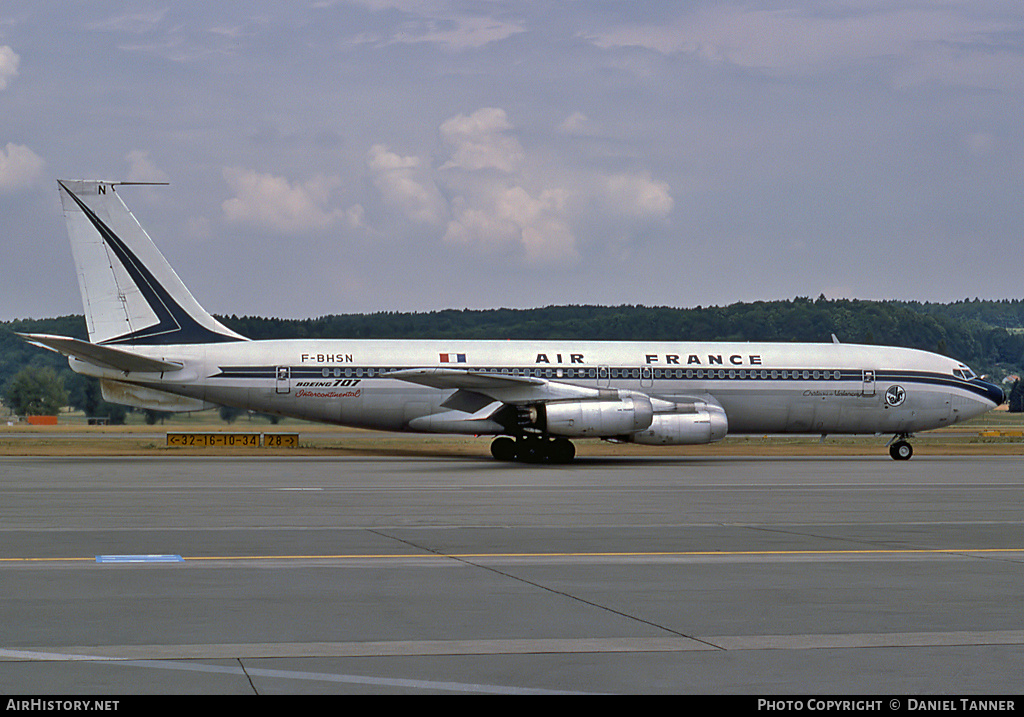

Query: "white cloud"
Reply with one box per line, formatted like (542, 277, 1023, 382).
(366, 144, 446, 226)
(366, 107, 674, 266)
(600, 173, 674, 219)
(586, 4, 1024, 87)
(0, 46, 19, 90)
(558, 111, 600, 137)
(222, 168, 352, 234)
(125, 150, 169, 183)
(394, 15, 523, 51)
(344, 2, 523, 50)
(894, 43, 1024, 92)
(437, 109, 578, 263)
(440, 108, 524, 173)
(444, 185, 578, 264)
(345, 204, 366, 230)
(0, 143, 45, 192)
(86, 8, 169, 35)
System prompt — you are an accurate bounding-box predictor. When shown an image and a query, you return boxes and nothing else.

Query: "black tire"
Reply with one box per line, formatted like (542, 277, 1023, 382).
(490, 436, 517, 461)
(548, 438, 576, 464)
(517, 437, 546, 463)
(889, 441, 913, 461)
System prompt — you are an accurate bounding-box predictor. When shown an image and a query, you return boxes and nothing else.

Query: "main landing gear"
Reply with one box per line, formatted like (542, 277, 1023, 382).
(888, 434, 913, 461)
(491, 436, 576, 464)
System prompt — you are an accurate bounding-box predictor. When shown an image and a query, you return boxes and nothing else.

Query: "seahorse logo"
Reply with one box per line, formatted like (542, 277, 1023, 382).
(885, 385, 907, 407)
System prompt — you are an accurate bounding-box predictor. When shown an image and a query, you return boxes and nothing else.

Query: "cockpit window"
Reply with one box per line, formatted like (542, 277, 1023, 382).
(954, 367, 977, 380)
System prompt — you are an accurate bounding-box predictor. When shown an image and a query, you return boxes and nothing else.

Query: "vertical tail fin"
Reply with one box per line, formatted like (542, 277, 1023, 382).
(57, 180, 246, 345)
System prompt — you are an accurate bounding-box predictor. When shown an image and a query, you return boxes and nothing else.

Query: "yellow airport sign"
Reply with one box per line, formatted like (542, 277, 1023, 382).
(166, 433, 299, 448)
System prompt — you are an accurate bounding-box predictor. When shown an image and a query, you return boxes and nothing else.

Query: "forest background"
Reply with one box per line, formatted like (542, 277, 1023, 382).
(4, 297, 1024, 421)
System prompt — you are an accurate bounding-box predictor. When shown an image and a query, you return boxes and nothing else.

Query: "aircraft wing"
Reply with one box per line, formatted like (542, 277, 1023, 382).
(18, 333, 184, 374)
(383, 367, 606, 404)
(386, 366, 726, 419)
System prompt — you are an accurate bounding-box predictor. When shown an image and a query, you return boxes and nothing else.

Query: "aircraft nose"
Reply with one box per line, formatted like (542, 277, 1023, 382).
(971, 379, 1005, 406)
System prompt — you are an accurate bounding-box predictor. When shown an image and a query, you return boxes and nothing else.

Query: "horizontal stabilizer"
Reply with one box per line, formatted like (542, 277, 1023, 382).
(18, 333, 183, 373)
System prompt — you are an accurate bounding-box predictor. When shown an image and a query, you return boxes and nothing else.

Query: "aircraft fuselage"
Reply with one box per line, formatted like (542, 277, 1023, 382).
(71, 338, 1002, 437)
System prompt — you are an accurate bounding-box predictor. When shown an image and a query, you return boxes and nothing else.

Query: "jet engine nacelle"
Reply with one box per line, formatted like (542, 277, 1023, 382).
(628, 405, 729, 445)
(544, 395, 654, 437)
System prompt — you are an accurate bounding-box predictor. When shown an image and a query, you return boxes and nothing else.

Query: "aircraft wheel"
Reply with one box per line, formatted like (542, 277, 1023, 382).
(889, 440, 913, 461)
(490, 437, 517, 461)
(516, 437, 546, 463)
(548, 438, 576, 464)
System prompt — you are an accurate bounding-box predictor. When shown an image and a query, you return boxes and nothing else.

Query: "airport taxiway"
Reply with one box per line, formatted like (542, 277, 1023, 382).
(1, 454, 1022, 694)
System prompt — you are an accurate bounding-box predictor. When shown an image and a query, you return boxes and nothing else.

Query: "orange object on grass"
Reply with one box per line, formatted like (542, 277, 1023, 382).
(25, 415, 58, 425)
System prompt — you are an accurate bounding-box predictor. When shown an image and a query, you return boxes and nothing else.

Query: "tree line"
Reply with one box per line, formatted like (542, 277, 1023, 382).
(4, 297, 1024, 420)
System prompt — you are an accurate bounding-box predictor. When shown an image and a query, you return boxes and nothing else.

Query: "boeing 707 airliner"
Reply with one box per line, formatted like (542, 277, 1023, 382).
(20, 180, 1005, 462)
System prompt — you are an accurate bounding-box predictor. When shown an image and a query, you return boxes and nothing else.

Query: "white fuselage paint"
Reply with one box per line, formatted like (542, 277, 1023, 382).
(71, 338, 1000, 437)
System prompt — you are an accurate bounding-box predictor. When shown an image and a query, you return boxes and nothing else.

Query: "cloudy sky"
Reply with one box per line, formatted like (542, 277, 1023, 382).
(2, 1, 1023, 321)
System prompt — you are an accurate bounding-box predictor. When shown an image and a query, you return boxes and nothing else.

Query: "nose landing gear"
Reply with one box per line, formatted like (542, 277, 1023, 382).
(888, 435, 913, 460)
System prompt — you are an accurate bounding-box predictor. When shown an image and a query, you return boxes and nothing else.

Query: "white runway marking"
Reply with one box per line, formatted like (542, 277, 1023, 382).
(0, 647, 593, 694)
(5, 630, 1024, 662)
(94, 554, 184, 563)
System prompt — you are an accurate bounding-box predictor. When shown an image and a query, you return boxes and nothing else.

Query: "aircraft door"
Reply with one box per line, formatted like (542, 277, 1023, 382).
(641, 365, 653, 388)
(862, 370, 875, 397)
(276, 366, 291, 394)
